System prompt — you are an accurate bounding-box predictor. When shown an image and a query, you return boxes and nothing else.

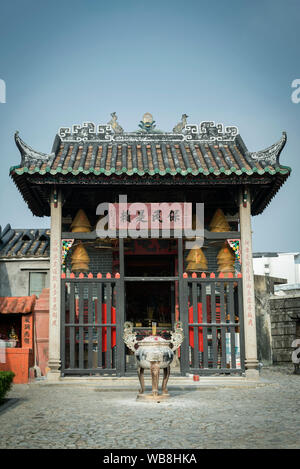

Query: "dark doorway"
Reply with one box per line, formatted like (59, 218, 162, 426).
(124, 254, 176, 371)
(124, 254, 175, 327)
(125, 254, 175, 277)
(125, 281, 173, 327)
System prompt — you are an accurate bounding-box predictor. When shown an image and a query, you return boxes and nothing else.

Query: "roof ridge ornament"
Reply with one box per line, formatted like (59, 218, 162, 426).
(195, 121, 238, 142)
(59, 122, 113, 143)
(107, 112, 124, 134)
(138, 112, 158, 133)
(57, 119, 239, 143)
(173, 114, 189, 133)
(14, 131, 54, 165)
(249, 132, 287, 165)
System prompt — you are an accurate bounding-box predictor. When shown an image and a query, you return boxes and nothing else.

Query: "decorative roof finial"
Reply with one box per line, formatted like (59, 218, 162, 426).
(107, 112, 123, 134)
(173, 114, 189, 133)
(14, 131, 54, 165)
(138, 112, 156, 132)
(249, 131, 287, 165)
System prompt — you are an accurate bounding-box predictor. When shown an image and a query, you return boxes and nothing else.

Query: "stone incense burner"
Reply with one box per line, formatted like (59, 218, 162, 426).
(123, 321, 184, 400)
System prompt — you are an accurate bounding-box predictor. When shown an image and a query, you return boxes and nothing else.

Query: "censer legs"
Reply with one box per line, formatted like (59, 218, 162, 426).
(162, 365, 170, 395)
(150, 361, 160, 396)
(137, 367, 145, 394)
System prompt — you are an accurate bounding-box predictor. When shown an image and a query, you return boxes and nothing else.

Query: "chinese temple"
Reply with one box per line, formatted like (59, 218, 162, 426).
(9, 113, 291, 379)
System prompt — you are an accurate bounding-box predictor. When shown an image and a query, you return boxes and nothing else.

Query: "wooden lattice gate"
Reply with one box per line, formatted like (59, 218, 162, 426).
(179, 274, 245, 375)
(60, 273, 125, 376)
(60, 271, 245, 377)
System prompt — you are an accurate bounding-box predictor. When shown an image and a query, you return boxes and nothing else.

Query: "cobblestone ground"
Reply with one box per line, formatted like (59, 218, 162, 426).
(0, 366, 299, 449)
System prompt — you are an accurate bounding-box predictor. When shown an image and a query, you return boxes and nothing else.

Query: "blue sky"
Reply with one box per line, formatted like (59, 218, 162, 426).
(0, 0, 299, 252)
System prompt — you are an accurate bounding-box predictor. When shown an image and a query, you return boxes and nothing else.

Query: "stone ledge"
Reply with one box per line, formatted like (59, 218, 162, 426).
(28, 374, 268, 390)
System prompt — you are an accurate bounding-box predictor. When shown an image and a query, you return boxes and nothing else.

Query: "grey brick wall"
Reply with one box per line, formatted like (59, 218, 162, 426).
(66, 246, 113, 276)
(269, 296, 300, 364)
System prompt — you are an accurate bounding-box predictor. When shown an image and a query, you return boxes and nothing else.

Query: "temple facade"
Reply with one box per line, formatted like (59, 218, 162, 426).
(9, 113, 291, 380)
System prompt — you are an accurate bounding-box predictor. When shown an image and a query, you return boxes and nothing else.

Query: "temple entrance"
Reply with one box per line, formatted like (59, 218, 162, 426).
(60, 237, 245, 377)
(124, 253, 176, 371)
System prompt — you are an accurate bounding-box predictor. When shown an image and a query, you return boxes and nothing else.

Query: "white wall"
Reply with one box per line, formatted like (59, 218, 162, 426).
(253, 252, 300, 284)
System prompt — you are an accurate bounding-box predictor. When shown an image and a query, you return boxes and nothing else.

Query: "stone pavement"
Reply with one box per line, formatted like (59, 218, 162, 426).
(0, 366, 299, 449)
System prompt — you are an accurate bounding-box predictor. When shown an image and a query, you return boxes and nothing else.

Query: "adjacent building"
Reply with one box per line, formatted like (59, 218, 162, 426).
(253, 252, 300, 294)
(0, 225, 50, 381)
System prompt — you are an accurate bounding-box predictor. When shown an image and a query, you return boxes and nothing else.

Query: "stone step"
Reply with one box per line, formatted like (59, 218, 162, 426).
(34, 374, 265, 389)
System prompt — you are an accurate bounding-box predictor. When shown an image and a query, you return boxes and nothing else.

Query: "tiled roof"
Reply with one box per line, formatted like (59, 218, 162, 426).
(11, 126, 290, 177)
(0, 225, 50, 258)
(9, 117, 291, 216)
(0, 296, 36, 314)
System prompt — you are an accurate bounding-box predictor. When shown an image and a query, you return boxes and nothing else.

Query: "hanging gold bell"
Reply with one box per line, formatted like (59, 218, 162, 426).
(209, 208, 230, 232)
(186, 247, 208, 272)
(71, 243, 90, 272)
(217, 243, 235, 276)
(70, 209, 91, 233)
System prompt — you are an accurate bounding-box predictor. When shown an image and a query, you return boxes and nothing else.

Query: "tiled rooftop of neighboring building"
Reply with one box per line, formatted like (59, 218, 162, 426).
(0, 225, 50, 258)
